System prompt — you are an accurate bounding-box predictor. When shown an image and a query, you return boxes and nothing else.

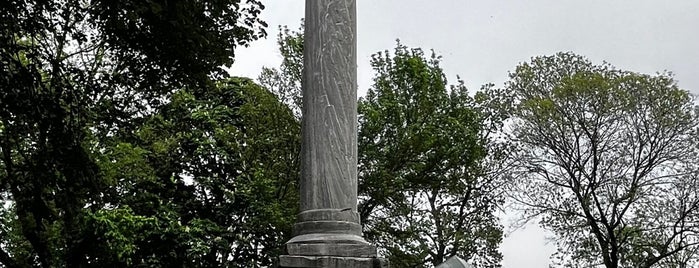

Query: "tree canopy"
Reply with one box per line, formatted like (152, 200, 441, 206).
(358, 43, 507, 267)
(506, 52, 699, 268)
(0, 1, 276, 267)
(94, 77, 299, 267)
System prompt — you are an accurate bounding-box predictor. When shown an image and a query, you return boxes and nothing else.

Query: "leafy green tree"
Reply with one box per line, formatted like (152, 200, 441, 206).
(95, 77, 300, 267)
(0, 0, 267, 266)
(260, 24, 508, 267)
(358, 43, 506, 268)
(506, 52, 699, 268)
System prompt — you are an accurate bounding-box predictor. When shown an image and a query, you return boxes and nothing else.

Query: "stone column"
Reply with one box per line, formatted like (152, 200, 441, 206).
(278, 1, 384, 267)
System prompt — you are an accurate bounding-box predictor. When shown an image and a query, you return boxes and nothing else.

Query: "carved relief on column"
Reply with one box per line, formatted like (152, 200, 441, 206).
(279, 1, 385, 267)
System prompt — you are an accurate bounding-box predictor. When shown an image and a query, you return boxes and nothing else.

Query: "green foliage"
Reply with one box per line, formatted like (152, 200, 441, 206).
(260, 21, 508, 267)
(92, 0, 268, 88)
(85, 207, 157, 265)
(2, 76, 299, 267)
(97, 77, 300, 267)
(258, 22, 304, 118)
(506, 52, 699, 268)
(359, 42, 505, 268)
(0, 0, 268, 266)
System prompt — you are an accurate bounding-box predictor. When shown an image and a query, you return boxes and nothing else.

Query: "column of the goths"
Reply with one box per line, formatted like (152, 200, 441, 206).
(278, 0, 385, 267)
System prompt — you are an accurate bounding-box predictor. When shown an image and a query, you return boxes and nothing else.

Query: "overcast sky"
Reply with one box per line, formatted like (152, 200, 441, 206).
(228, 1, 699, 267)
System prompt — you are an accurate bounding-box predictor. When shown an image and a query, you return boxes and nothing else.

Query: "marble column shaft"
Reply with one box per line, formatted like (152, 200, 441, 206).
(279, 2, 387, 266)
(292, 0, 363, 239)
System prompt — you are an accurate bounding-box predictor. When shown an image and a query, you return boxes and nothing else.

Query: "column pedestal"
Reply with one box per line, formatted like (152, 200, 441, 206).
(279, 209, 384, 267)
(279, 256, 387, 268)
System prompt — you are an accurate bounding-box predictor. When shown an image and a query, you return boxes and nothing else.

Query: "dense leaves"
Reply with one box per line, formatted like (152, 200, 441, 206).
(0, 0, 268, 267)
(506, 52, 699, 268)
(358, 43, 506, 267)
(97, 77, 299, 267)
(92, 0, 267, 90)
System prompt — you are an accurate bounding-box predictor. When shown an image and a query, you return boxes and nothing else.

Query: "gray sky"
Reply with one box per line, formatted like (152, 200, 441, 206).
(229, 1, 699, 267)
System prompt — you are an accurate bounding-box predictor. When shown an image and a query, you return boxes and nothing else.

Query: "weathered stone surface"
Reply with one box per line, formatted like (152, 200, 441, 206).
(435, 256, 473, 268)
(286, 243, 377, 257)
(292, 220, 363, 236)
(290, 0, 370, 248)
(287, 233, 370, 244)
(299, 0, 358, 215)
(279, 255, 388, 268)
(279, 0, 385, 266)
(297, 208, 360, 222)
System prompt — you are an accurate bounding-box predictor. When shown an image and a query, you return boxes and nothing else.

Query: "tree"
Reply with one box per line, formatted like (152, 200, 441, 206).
(0, 0, 267, 266)
(358, 42, 506, 267)
(506, 52, 699, 268)
(259, 25, 508, 267)
(258, 23, 304, 118)
(96, 77, 300, 267)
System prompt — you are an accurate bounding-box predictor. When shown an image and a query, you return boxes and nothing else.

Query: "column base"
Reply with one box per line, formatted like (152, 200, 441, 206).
(280, 232, 388, 267)
(286, 241, 376, 257)
(281, 209, 386, 267)
(285, 233, 377, 256)
(278, 255, 388, 268)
